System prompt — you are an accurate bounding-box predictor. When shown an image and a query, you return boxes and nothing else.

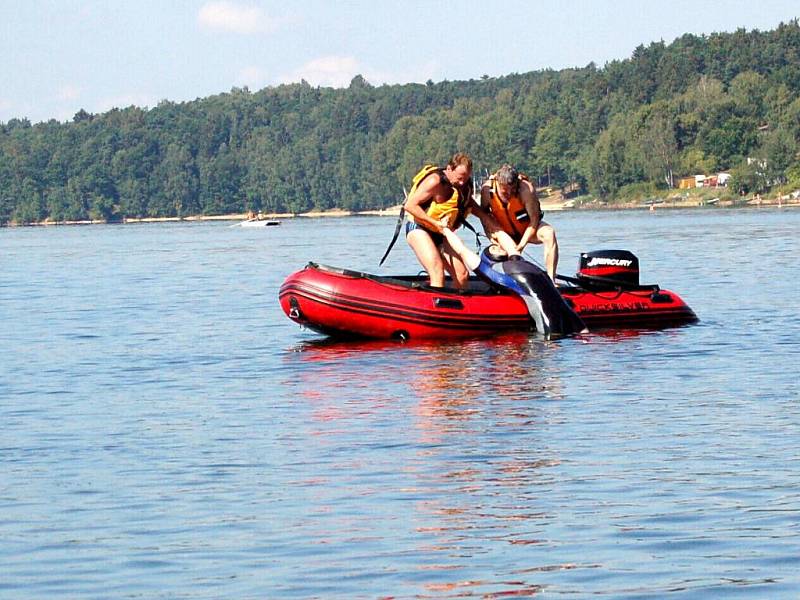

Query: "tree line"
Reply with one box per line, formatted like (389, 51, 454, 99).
(2, 21, 800, 225)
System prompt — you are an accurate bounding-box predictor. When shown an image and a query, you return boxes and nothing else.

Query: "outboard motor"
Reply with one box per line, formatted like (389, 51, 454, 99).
(577, 250, 639, 289)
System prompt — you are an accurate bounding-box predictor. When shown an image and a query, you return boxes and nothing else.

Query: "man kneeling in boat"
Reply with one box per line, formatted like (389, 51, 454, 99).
(481, 164, 559, 282)
(404, 153, 517, 289)
(439, 223, 587, 337)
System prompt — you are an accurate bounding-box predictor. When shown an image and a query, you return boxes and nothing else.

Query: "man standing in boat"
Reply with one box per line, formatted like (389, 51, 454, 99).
(481, 164, 559, 282)
(404, 153, 516, 289)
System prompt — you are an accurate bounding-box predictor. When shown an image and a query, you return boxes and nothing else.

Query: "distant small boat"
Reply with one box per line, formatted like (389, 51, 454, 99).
(236, 219, 281, 227)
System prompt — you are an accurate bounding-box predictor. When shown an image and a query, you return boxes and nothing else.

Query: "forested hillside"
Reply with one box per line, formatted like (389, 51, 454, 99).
(2, 21, 800, 224)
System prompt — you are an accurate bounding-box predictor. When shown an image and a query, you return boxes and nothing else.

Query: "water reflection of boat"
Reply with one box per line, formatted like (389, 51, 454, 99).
(283, 333, 568, 596)
(288, 333, 565, 430)
(279, 250, 697, 340)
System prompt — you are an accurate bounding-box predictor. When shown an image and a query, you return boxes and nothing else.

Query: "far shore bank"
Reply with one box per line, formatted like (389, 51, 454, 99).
(4, 194, 800, 228)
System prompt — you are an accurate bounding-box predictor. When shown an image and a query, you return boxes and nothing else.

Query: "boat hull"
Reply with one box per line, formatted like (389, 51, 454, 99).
(238, 219, 280, 227)
(280, 264, 529, 340)
(561, 286, 697, 329)
(279, 263, 697, 340)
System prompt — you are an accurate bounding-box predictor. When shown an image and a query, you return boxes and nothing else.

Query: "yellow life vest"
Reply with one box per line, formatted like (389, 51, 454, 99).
(486, 174, 537, 242)
(408, 164, 471, 230)
(380, 164, 475, 265)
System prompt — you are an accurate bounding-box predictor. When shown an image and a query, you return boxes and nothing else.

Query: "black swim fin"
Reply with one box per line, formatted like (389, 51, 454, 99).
(503, 260, 587, 336)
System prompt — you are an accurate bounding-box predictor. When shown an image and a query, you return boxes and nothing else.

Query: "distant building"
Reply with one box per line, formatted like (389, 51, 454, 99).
(678, 173, 730, 189)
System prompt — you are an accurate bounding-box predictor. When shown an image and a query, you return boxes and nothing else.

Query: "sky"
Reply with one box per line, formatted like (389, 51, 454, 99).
(1, 0, 798, 124)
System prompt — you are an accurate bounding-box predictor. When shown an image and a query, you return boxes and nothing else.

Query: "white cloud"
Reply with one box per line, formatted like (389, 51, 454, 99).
(237, 65, 269, 89)
(198, 1, 279, 34)
(279, 56, 442, 89)
(94, 92, 159, 114)
(57, 84, 82, 102)
(43, 91, 157, 123)
(368, 60, 441, 86)
(0, 98, 15, 122)
(286, 56, 361, 88)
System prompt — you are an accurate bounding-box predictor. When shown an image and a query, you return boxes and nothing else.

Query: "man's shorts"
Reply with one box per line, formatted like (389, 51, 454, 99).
(405, 221, 444, 247)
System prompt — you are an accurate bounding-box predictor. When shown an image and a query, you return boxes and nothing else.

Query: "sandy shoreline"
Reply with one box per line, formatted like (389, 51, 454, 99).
(8, 206, 407, 227)
(6, 196, 799, 227)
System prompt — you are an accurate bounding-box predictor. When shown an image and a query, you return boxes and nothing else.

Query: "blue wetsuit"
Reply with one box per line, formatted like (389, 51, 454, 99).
(474, 249, 527, 295)
(474, 249, 586, 337)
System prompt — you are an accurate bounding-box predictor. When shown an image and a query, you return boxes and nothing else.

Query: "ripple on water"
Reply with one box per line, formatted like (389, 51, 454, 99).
(2, 213, 800, 598)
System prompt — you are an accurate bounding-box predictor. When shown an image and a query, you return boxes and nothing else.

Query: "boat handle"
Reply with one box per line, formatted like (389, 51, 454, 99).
(434, 298, 464, 310)
(289, 296, 302, 319)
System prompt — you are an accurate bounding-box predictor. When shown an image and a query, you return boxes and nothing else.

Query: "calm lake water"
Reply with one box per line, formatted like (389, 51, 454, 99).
(2, 208, 799, 599)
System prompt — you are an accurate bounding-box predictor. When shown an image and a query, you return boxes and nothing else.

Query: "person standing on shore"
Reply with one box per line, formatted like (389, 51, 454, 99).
(480, 164, 559, 281)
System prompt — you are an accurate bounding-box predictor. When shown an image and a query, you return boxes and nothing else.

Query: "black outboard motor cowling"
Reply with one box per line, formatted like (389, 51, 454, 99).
(577, 250, 639, 288)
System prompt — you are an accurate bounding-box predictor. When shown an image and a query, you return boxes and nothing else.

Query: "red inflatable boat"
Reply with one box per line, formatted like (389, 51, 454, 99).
(279, 250, 697, 340)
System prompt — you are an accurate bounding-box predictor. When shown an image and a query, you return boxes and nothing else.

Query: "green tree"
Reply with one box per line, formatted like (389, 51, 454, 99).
(760, 125, 797, 184)
(636, 106, 678, 187)
(532, 117, 571, 186)
(2, 21, 800, 220)
(729, 159, 765, 195)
